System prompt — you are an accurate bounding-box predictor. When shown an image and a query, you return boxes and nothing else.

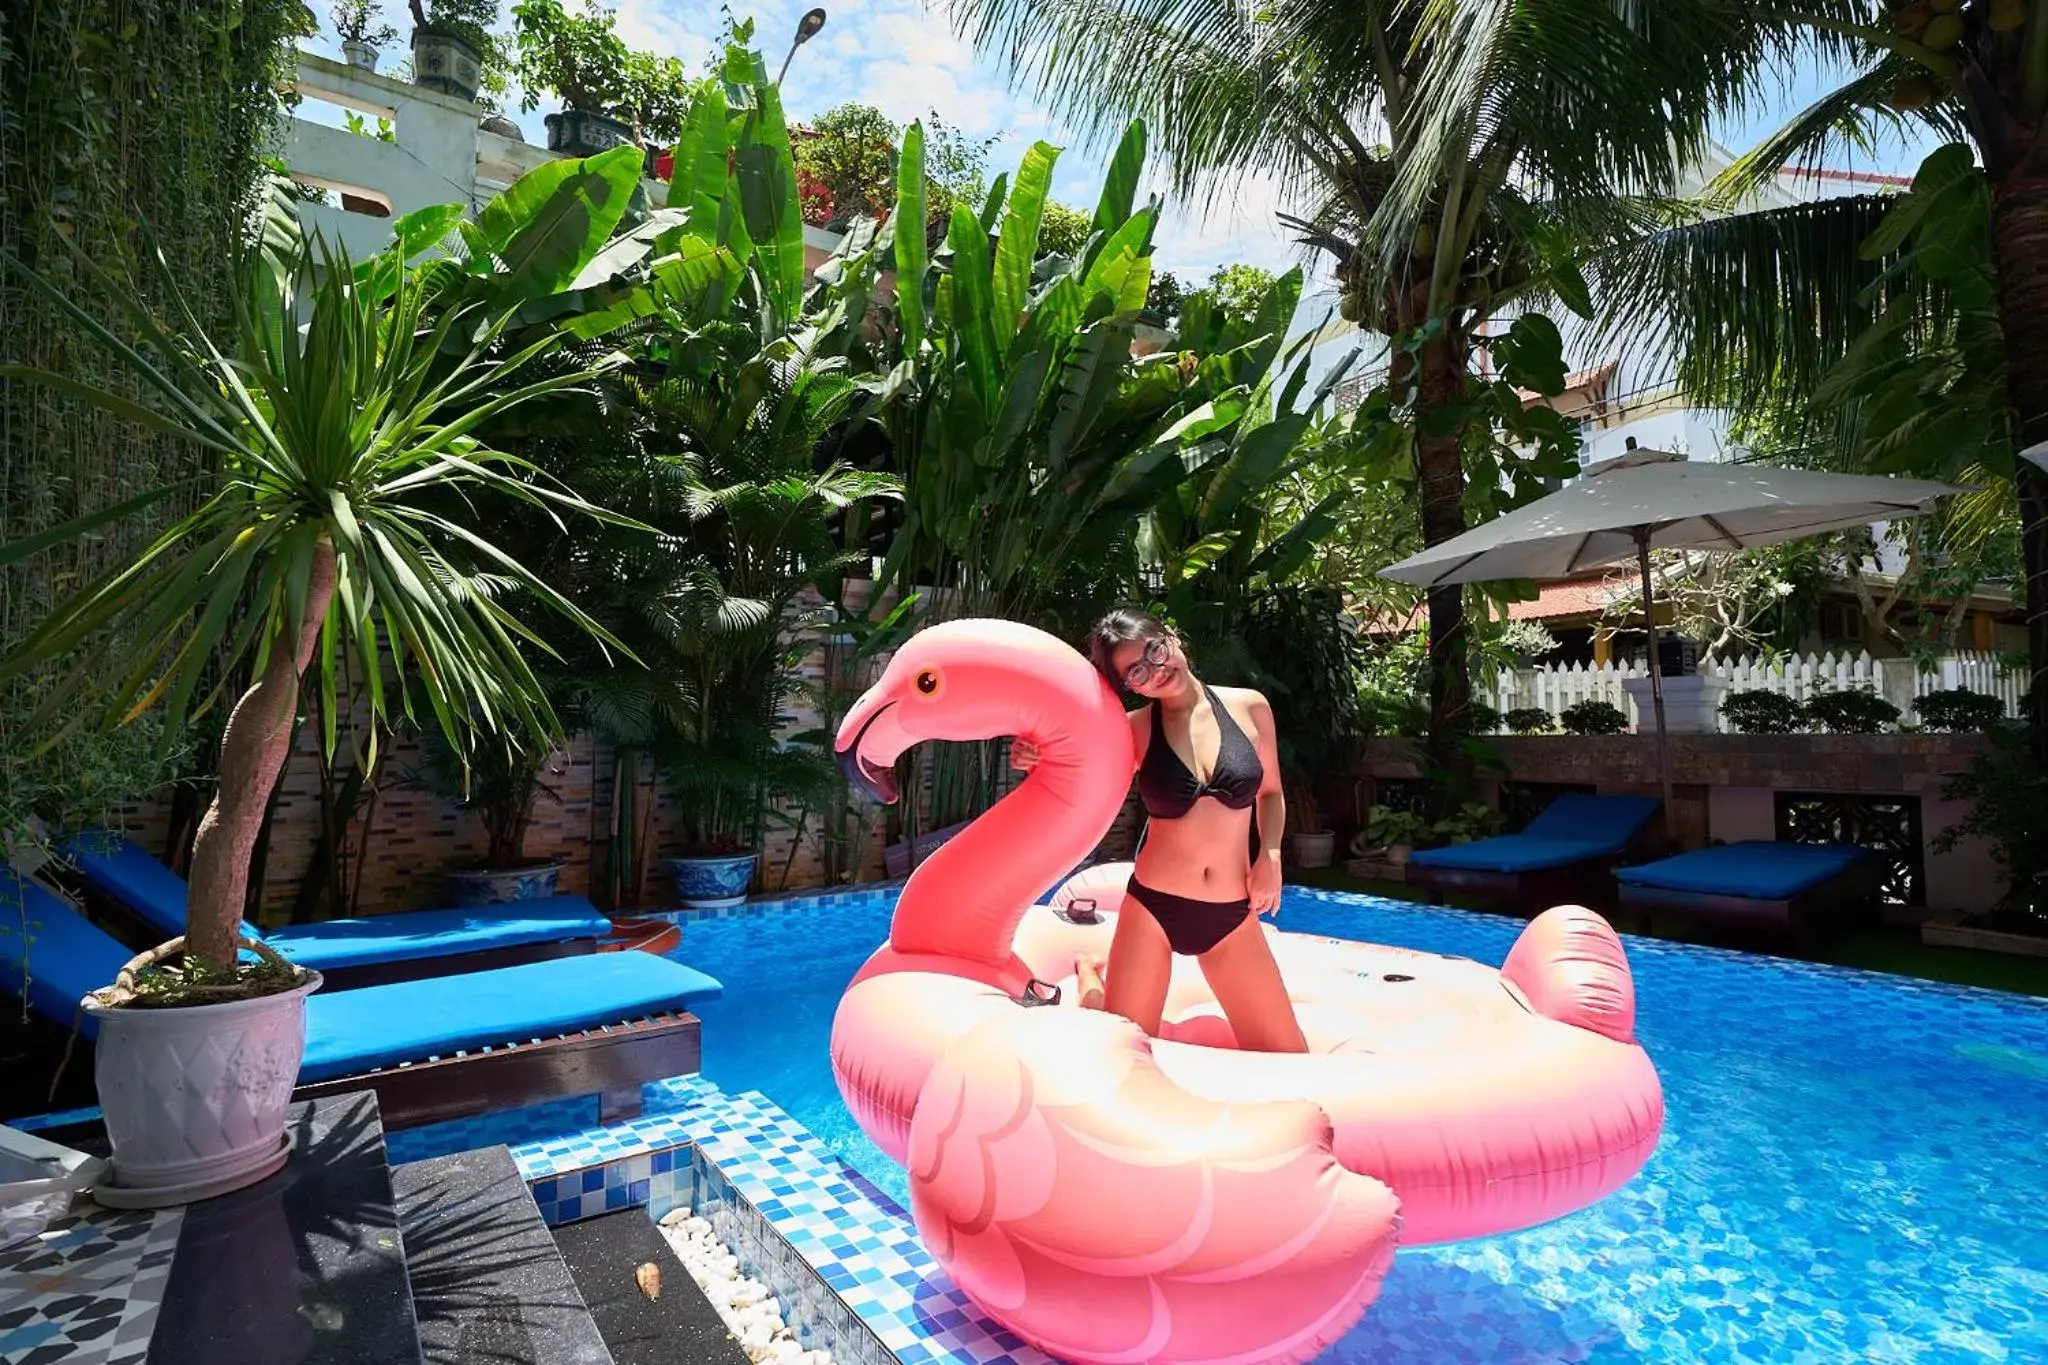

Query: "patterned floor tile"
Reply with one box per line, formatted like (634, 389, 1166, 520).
(0, 1202, 182, 1365)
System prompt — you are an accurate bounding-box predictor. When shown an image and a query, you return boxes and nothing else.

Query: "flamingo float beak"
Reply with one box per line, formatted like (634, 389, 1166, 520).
(836, 700, 901, 805)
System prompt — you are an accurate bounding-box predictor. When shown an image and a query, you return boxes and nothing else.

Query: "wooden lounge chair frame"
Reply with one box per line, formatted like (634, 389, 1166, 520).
(294, 1009, 702, 1128)
(19, 1007, 702, 1131)
(1618, 853, 1886, 936)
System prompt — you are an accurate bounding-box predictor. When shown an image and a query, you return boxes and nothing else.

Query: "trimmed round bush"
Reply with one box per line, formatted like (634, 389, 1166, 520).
(1802, 685, 1900, 734)
(1911, 687, 2006, 733)
(1504, 707, 1558, 735)
(1459, 700, 1501, 735)
(1721, 689, 1803, 734)
(1559, 700, 1629, 736)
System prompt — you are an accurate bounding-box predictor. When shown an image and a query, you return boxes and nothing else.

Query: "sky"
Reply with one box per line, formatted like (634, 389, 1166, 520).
(305, 1, 1937, 344)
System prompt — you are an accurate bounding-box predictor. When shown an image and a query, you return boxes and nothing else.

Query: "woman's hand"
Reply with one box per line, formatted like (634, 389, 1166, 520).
(1248, 850, 1283, 917)
(1010, 737, 1041, 772)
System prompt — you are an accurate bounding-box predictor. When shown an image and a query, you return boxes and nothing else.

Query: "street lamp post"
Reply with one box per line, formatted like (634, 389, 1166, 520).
(777, 8, 828, 83)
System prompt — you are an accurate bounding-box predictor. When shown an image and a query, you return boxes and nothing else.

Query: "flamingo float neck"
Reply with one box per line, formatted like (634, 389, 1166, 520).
(833, 620, 1137, 967)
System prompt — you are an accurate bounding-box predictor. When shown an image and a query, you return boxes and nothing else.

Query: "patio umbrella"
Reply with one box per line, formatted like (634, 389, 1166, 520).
(1379, 448, 1962, 821)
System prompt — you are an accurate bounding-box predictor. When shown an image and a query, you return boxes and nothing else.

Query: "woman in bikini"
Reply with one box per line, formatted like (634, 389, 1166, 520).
(1012, 607, 1308, 1053)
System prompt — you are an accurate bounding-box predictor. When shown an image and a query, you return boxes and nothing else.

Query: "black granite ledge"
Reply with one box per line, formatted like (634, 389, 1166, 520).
(553, 1211, 748, 1365)
(150, 1091, 421, 1365)
(394, 1145, 611, 1365)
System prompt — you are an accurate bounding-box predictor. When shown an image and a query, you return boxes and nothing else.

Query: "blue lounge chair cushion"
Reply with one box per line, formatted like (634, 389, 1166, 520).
(1616, 841, 1871, 900)
(1410, 794, 1662, 872)
(0, 873, 133, 1036)
(0, 876, 724, 1071)
(260, 901, 612, 972)
(62, 834, 262, 943)
(1521, 793, 1663, 846)
(300, 951, 721, 1081)
(65, 834, 611, 971)
(1411, 835, 1627, 873)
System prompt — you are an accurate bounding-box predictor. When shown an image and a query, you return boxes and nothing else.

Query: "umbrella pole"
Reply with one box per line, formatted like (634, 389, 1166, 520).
(1635, 528, 1676, 840)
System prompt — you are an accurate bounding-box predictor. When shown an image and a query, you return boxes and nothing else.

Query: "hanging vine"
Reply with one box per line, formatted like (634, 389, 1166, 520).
(0, 0, 311, 849)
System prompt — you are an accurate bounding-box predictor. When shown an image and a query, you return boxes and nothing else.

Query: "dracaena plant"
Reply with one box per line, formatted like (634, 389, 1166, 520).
(0, 192, 635, 985)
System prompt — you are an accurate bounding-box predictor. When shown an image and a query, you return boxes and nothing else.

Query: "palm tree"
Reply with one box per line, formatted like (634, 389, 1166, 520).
(1538, 2, 2048, 752)
(942, 0, 1775, 772)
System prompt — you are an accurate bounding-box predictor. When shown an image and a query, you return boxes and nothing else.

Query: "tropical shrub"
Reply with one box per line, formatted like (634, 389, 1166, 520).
(511, 0, 694, 141)
(334, 0, 399, 49)
(1504, 707, 1558, 735)
(1934, 730, 2048, 925)
(1432, 802, 1504, 846)
(0, 167, 642, 983)
(1912, 687, 2007, 733)
(1364, 805, 1431, 850)
(1801, 686, 1900, 734)
(1720, 689, 1804, 735)
(793, 102, 898, 230)
(1459, 701, 1502, 735)
(1560, 700, 1630, 736)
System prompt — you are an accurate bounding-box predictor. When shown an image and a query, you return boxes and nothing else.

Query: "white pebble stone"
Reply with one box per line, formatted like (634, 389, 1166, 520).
(656, 1215, 834, 1365)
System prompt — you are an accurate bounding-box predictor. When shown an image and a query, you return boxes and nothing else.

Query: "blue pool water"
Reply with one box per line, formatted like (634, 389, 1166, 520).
(682, 889, 2048, 1362)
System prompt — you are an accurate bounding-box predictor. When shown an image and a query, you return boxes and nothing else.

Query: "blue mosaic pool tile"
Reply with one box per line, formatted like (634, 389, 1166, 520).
(385, 1091, 601, 1165)
(677, 1088, 1053, 1365)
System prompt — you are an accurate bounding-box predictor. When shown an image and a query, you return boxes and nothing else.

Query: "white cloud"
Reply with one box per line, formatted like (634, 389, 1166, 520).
(858, 60, 1005, 133)
(612, 0, 713, 60)
(1147, 169, 1307, 278)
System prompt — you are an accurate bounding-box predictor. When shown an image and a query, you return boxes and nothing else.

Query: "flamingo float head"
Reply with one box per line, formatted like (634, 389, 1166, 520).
(833, 619, 1136, 965)
(835, 619, 1132, 808)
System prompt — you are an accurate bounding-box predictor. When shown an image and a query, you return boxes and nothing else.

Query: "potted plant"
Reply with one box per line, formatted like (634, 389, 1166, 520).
(511, 0, 691, 156)
(1284, 777, 1337, 869)
(409, 727, 566, 907)
(0, 186, 629, 1205)
(408, 0, 497, 102)
(1431, 802, 1504, 848)
(1363, 806, 1432, 866)
(334, 0, 399, 71)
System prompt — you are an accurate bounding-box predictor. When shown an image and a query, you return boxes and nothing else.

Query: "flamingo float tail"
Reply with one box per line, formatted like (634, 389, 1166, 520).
(907, 1007, 1401, 1365)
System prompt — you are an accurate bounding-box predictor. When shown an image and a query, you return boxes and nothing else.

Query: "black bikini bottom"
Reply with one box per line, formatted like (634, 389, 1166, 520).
(1126, 876, 1250, 956)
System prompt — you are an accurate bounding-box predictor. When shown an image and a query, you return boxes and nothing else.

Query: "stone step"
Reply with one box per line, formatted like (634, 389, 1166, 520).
(394, 1145, 612, 1365)
(552, 1210, 750, 1365)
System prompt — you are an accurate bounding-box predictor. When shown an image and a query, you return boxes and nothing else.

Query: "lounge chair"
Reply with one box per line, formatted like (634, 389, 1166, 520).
(1616, 840, 1882, 934)
(1407, 793, 1662, 911)
(61, 833, 614, 990)
(0, 873, 720, 1129)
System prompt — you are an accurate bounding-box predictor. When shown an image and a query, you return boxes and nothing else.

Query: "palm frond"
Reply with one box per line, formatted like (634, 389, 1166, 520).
(1589, 193, 1905, 412)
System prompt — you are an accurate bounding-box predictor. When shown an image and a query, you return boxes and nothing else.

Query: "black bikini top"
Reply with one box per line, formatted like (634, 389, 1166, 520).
(1137, 685, 1263, 819)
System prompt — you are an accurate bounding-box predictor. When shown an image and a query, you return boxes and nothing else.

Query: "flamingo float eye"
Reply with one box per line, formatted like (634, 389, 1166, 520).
(913, 668, 943, 698)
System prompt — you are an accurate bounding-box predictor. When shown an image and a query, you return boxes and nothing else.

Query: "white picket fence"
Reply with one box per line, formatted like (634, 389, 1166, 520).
(1485, 649, 2025, 733)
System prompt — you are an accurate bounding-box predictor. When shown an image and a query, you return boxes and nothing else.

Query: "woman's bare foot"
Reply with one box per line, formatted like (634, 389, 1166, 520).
(1075, 954, 1106, 1011)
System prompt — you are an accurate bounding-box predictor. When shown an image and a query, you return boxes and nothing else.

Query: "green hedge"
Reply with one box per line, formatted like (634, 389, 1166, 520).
(1, 0, 309, 838)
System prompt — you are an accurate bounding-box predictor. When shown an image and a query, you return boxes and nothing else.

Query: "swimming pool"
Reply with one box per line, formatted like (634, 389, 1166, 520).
(680, 888, 2048, 1363)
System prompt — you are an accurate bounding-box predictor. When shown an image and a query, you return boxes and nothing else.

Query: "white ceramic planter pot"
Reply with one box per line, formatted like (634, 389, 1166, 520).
(1287, 829, 1338, 869)
(84, 938, 321, 1208)
(340, 39, 379, 71)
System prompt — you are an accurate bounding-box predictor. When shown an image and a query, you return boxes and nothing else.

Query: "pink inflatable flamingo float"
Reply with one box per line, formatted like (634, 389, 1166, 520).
(831, 620, 1663, 1365)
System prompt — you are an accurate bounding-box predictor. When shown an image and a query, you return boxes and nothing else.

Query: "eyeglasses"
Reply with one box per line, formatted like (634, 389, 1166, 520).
(1122, 636, 1172, 688)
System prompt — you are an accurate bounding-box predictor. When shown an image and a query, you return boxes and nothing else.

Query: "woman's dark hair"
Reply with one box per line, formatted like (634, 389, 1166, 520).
(1087, 606, 1177, 688)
